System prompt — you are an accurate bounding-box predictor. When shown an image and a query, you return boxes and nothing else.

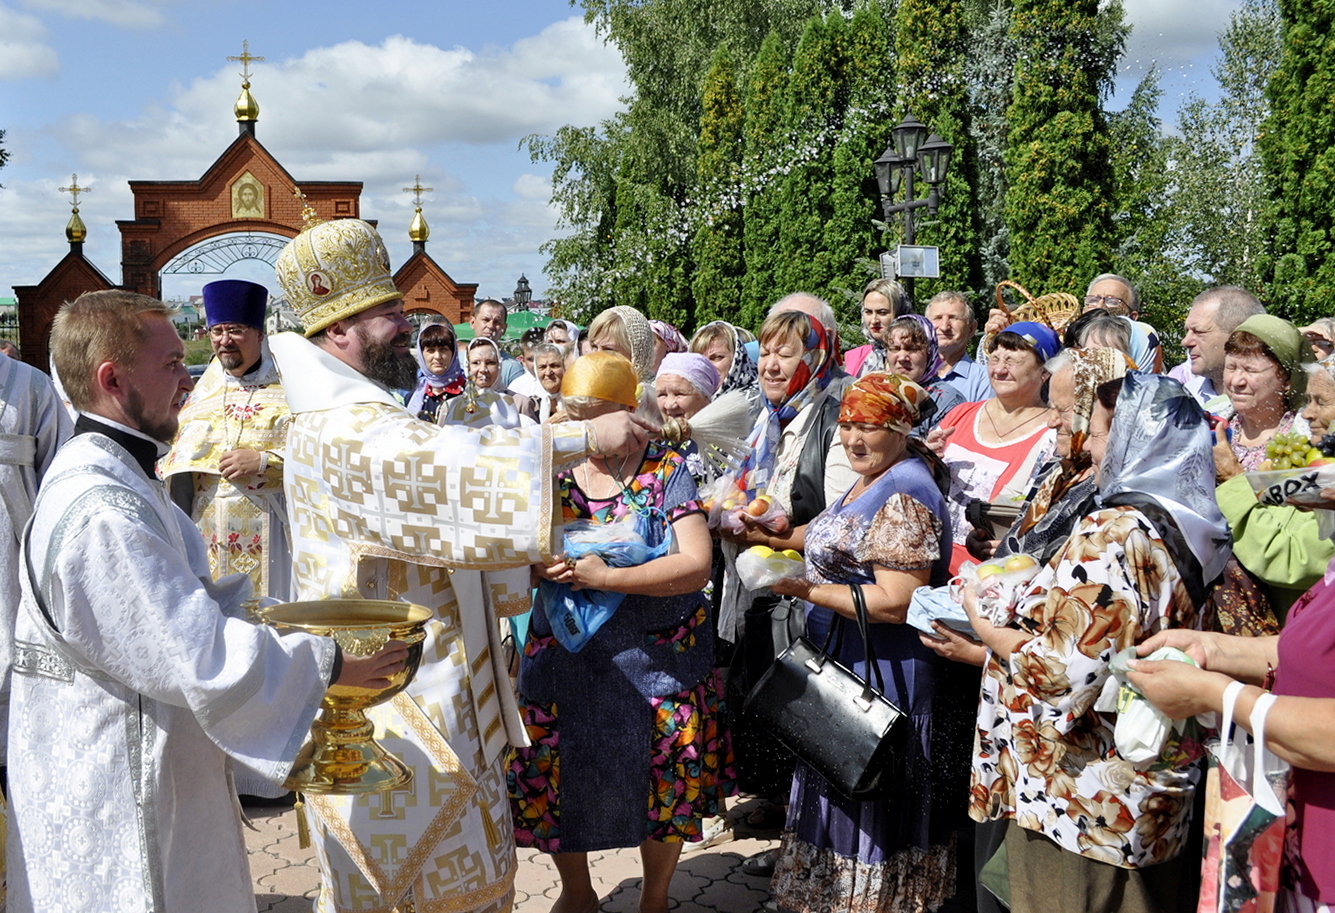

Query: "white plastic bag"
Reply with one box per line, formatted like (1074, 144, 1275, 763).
(734, 546, 805, 591)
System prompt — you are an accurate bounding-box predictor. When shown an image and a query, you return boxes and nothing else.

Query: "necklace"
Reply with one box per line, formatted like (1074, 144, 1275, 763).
(984, 400, 1046, 441)
(579, 452, 631, 500)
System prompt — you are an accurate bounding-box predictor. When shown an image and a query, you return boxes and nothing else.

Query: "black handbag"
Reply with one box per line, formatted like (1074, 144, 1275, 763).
(743, 583, 908, 800)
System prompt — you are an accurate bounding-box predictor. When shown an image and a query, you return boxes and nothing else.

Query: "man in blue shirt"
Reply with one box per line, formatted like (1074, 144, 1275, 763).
(469, 298, 525, 386)
(926, 290, 992, 402)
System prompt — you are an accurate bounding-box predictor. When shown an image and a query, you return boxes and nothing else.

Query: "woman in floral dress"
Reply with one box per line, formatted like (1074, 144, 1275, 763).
(767, 373, 964, 913)
(963, 373, 1232, 913)
(508, 352, 733, 913)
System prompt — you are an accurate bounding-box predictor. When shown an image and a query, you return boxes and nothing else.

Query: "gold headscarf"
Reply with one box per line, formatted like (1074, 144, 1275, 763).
(561, 351, 639, 408)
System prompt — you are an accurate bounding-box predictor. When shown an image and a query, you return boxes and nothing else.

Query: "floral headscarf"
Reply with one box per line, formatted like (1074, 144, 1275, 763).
(861, 314, 944, 382)
(839, 372, 928, 435)
(738, 314, 834, 498)
(650, 319, 688, 356)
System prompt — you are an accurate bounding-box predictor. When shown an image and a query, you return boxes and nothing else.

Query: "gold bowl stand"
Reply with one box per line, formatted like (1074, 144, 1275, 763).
(262, 599, 432, 795)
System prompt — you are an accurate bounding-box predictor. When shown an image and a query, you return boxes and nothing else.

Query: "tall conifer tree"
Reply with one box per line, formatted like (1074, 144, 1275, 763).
(692, 47, 746, 326)
(1261, 0, 1335, 321)
(740, 30, 792, 328)
(1004, 0, 1118, 293)
(893, 0, 980, 303)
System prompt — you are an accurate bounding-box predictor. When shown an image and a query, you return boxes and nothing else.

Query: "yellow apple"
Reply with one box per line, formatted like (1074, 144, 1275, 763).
(1004, 554, 1038, 573)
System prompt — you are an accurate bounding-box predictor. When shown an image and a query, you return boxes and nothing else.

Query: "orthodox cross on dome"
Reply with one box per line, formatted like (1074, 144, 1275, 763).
(58, 173, 89, 208)
(402, 175, 434, 208)
(228, 40, 264, 83)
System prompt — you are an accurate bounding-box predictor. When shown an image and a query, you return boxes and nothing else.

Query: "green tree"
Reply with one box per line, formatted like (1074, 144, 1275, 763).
(894, 0, 980, 303)
(775, 14, 848, 298)
(964, 0, 1016, 300)
(826, 1, 896, 328)
(691, 46, 747, 325)
(1003, 0, 1122, 294)
(740, 30, 793, 328)
(1261, 0, 1335, 322)
(1169, 0, 1279, 300)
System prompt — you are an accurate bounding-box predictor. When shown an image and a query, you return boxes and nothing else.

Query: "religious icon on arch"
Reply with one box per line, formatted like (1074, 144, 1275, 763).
(231, 172, 265, 218)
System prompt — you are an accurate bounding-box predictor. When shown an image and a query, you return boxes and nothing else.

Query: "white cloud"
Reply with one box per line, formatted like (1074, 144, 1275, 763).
(511, 173, 551, 201)
(0, 5, 58, 79)
(1122, 0, 1239, 66)
(1, 16, 622, 302)
(20, 0, 168, 28)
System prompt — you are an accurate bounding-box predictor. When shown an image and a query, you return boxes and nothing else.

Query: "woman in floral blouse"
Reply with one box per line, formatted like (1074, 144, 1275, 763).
(962, 373, 1231, 913)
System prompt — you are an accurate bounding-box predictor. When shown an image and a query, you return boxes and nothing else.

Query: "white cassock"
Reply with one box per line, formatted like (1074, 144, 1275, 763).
(269, 333, 591, 913)
(0, 354, 72, 761)
(7, 424, 336, 913)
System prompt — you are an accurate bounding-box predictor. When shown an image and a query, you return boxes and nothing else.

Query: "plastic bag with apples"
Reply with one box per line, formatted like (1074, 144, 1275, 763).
(953, 553, 1042, 627)
(701, 475, 791, 536)
(735, 545, 806, 590)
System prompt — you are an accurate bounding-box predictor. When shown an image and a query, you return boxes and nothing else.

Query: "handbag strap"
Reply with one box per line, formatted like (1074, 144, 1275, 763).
(848, 584, 886, 696)
(1217, 678, 1247, 768)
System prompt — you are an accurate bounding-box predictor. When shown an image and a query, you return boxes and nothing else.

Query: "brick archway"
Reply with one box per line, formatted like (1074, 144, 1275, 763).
(118, 133, 364, 299)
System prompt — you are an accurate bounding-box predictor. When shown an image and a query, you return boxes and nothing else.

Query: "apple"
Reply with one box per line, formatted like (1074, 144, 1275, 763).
(780, 549, 803, 561)
(750, 545, 776, 558)
(1004, 554, 1038, 573)
(976, 563, 1005, 581)
(747, 496, 771, 517)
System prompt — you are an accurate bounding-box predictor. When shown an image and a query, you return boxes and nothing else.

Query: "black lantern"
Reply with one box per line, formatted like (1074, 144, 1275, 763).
(891, 114, 928, 162)
(513, 275, 532, 309)
(917, 133, 953, 186)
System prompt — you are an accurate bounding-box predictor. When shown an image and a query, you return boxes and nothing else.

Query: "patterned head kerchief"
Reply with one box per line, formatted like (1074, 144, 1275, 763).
(839, 372, 928, 435)
(649, 320, 688, 356)
(864, 314, 945, 382)
(656, 352, 720, 398)
(696, 321, 758, 399)
(1000, 321, 1062, 363)
(605, 306, 658, 383)
(562, 351, 639, 408)
(1018, 346, 1131, 537)
(738, 314, 835, 497)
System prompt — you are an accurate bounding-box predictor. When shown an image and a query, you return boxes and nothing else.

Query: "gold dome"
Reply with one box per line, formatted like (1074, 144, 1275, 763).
(408, 207, 430, 243)
(235, 80, 259, 122)
(66, 207, 87, 243)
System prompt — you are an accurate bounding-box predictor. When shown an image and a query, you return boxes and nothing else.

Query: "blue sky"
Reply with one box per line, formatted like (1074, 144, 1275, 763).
(1, 0, 1243, 305)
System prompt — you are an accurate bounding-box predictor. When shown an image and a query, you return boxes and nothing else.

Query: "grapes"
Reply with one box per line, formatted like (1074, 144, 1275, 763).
(1263, 431, 1321, 470)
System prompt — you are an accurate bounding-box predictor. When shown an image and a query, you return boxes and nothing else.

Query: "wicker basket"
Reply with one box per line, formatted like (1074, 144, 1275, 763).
(983, 280, 1083, 352)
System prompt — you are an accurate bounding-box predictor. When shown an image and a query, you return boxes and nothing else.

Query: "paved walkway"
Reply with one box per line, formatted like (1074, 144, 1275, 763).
(244, 798, 782, 913)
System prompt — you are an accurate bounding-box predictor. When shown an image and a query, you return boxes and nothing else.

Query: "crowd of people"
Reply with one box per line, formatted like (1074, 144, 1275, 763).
(4, 211, 1335, 913)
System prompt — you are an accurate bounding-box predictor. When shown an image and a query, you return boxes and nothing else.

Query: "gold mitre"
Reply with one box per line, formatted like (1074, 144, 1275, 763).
(562, 351, 639, 408)
(275, 212, 403, 337)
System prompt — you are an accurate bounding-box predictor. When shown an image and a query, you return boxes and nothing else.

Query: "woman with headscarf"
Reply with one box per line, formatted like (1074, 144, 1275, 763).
(406, 321, 465, 423)
(655, 352, 721, 487)
(766, 373, 962, 913)
(438, 336, 538, 428)
(717, 309, 856, 843)
(649, 319, 689, 373)
(586, 306, 662, 423)
(510, 352, 731, 913)
(932, 322, 1059, 574)
(545, 318, 579, 348)
(690, 321, 760, 404)
(963, 372, 1230, 913)
(881, 314, 966, 433)
(1212, 315, 1332, 618)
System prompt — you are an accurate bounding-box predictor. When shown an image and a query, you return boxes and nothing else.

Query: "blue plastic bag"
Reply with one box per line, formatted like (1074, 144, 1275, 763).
(541, 514, 672, 652)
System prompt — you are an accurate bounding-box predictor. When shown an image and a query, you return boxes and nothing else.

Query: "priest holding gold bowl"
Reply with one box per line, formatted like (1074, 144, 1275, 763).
(267, 203, 652, 913)
(7, 290, 409, 913)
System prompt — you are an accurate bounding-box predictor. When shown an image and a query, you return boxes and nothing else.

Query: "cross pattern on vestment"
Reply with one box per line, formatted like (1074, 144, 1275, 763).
(227, 40, 264, 82)
(58, 174, 89, 207)
(402, 176, 434, 208)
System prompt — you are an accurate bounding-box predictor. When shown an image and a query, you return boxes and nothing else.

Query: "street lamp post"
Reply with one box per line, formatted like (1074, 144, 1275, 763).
(512, 274, 532, 312)
(873, 113, 953, 303)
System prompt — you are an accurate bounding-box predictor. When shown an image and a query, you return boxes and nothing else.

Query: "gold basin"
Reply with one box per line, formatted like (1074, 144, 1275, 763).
(263, 599, 432, 795)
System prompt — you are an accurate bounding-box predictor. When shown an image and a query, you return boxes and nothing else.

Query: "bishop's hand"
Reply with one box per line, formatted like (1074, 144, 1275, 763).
(587, 412, 654, 458)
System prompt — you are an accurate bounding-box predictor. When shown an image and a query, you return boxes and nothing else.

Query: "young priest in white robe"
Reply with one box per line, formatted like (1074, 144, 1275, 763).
(7, 290, 406, 913)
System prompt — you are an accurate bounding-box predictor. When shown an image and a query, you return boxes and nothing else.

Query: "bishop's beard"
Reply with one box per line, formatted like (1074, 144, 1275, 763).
(354, 324, 418, 391)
